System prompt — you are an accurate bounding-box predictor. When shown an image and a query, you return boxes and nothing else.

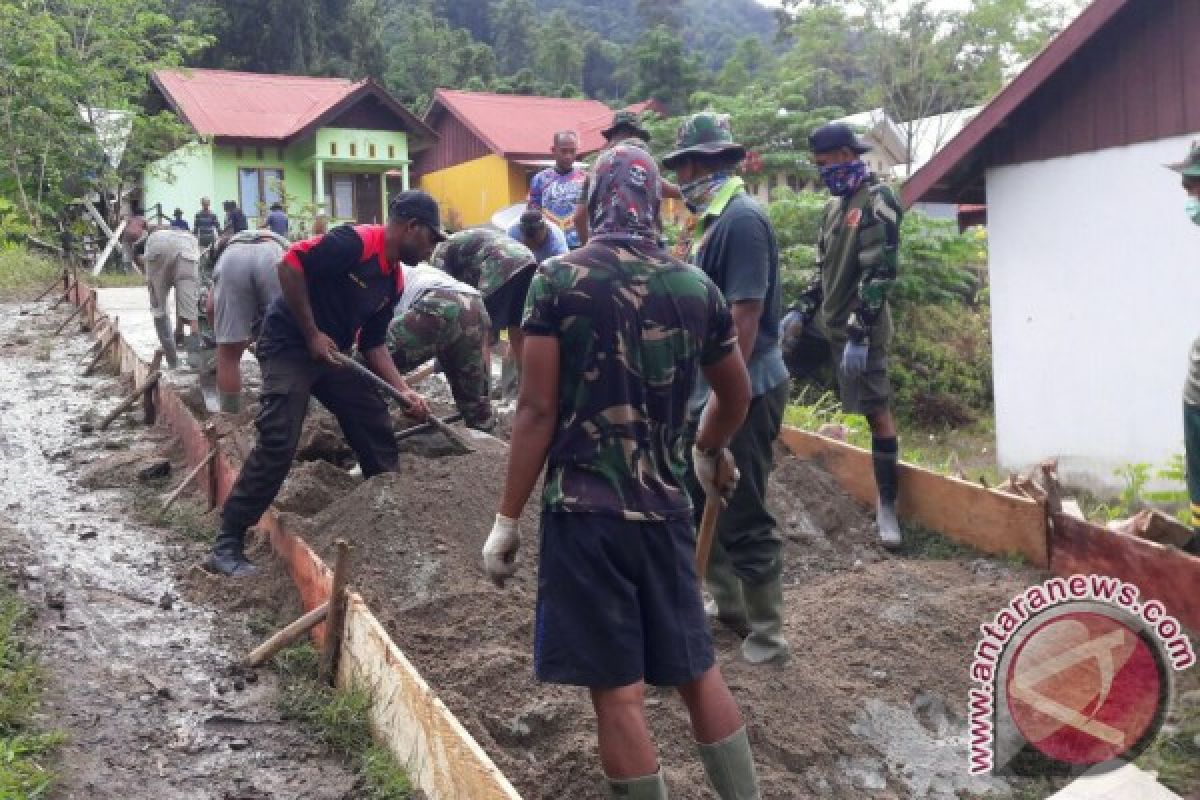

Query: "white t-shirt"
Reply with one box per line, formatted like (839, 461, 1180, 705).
(396, 263, 479, 315)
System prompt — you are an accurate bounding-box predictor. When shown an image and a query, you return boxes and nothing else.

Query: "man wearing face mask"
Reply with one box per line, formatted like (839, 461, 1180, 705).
(781, 122, 905, 549)
(207, 191, 441, 577)
(1170, 142, 1200, 556)
(665, 112, 792, 667)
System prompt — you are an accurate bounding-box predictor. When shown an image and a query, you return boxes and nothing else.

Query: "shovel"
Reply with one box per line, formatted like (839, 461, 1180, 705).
(694, 493, 721, 581)
(331, 352, 473, 455)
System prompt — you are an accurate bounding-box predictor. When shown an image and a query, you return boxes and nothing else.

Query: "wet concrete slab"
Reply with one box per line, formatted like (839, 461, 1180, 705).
(0, 302, 356, 799)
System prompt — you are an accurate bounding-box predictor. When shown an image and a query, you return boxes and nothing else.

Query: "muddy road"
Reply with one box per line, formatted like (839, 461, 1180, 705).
(0, 301, 359, 800)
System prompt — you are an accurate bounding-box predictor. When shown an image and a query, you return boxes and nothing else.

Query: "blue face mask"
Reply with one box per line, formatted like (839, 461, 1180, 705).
(819, 160, 868, 197)
(1188, 196, 1200, 226)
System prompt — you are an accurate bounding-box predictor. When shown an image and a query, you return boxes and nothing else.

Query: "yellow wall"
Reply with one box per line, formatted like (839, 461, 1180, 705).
(419, 154, 529, 228)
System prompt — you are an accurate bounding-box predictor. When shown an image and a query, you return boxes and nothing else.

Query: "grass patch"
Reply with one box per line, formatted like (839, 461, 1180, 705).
(0, 249, 59, 295)
(275, 644, 413, 799)
(0, 588, 63, 798)
(899, 521, 983, 561)
(1136, 677, 1200, 794)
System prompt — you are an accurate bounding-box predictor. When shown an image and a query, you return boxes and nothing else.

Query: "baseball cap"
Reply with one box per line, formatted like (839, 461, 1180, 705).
(808, 122, 871, 155)
(389, 190, 449, 242)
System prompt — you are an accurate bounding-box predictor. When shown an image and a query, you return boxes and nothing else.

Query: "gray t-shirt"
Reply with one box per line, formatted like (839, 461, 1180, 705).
(1185, 336, 1200, 406)
(688, 192, 789, 408)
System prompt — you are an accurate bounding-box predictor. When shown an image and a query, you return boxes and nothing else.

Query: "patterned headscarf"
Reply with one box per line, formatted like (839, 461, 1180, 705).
(587, 142, 661, 243)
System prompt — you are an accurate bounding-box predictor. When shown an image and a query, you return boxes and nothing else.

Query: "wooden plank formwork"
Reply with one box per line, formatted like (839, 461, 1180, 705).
(1051, 513, 1200, 632)
(78, 286, 523, 800)
(778, 426, 1050, 568)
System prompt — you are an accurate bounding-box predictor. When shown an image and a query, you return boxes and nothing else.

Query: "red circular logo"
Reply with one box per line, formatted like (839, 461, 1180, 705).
(1005, 611, 1164, 766)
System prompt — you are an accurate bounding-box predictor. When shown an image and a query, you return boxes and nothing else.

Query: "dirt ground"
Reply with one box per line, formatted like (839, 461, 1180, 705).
(0, 300, 362, 800)
(19, 286, 1196, 799)
(264, 427, 1039, 799)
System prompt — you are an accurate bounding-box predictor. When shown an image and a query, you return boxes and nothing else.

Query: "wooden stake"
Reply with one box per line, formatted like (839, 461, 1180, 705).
(242, 602, 330, 668)
(694, 494, 721, 581)
(320, 540, 352, 684)
(204, 424, 220, 509)
(53, 292, 92, 335)
(83, 322, 120, 376)
(33, 271, 67, 302)
(50, 282, 76, 310)
(99, 369, 160, 429)
(160, 449, 216, 515)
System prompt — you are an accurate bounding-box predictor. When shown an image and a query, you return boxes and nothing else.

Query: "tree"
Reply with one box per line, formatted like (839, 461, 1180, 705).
(491, 0, 538, 76)
(0, 0, 210, 229)
(630, 25, 701, 113)
(535, 11, 584, 90)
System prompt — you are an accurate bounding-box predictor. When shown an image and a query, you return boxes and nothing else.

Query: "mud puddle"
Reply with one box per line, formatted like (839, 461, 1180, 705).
(0, 300, 358, 800)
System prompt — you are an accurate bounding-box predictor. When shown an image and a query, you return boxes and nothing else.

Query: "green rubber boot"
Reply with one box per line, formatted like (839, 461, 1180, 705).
(704, 552, 750, 638)
(698, 727, 761, 800)
(607, 768, 668, 799)
(740, 574, 790, 665)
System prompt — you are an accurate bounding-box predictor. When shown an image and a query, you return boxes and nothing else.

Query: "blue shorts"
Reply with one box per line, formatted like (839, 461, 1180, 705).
(534, 511, 715, 688)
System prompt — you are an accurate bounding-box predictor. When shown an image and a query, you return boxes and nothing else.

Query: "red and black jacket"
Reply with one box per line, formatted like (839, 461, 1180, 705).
(257, 225, 405, 358)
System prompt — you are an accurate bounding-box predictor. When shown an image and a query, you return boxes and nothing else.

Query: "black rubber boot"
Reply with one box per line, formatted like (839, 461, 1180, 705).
(204, 528, 258, 577)
(1185, 533, 1200, 556)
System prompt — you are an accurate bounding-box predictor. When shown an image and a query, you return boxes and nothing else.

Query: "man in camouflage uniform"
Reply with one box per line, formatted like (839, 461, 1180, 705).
(431, 228, 538, 398)
(387, 261, 494, 430)
(482, 143, 761, 800)
(781, 122, 905, 548)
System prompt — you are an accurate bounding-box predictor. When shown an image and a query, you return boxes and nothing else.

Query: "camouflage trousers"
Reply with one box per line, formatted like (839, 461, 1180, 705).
(387, 289, 494, 430)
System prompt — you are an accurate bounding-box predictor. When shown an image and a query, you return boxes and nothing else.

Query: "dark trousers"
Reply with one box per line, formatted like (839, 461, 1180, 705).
(1186, 403, 1200, 536)
(685, 381, 789, 585)
(221, 351, 398, 534)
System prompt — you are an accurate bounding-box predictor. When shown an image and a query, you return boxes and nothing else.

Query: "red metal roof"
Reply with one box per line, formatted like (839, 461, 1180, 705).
(429, 89, 614, 159)
(151, 69, 435, 144)
(903, 0, 1134, 207)
(153, 69, 362, 139)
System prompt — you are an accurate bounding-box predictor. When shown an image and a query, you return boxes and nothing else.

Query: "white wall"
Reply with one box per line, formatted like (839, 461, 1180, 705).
(987, 133, 1200, 490)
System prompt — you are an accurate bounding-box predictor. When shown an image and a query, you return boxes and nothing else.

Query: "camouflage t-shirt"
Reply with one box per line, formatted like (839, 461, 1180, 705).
(522, 238, 737, 520)
(430, 228, 537, 298)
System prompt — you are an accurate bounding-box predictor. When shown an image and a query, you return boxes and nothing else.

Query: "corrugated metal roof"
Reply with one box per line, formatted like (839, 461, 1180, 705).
(431, 89, 614, 158)
(153, 69, 365, 139)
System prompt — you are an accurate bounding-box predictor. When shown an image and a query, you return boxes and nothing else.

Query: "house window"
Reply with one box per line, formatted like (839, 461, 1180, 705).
(330, 142, 337, 156)
(388, 145, 395, 159)
(239, 167, 284, 216)
(369, 143, 376, 159)
(349, 143, 357, 157)
(786, 174, 802, 191)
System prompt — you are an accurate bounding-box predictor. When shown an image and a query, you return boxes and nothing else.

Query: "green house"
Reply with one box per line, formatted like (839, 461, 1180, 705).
(143, 69, 436, 234)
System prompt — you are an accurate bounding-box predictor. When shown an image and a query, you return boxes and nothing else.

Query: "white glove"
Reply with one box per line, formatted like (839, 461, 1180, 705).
(691, 445, 740, 503)
(483, 513, 520, 587)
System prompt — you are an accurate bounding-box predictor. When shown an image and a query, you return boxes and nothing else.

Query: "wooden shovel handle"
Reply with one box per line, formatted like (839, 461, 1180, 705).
(695, 494, 721, 581)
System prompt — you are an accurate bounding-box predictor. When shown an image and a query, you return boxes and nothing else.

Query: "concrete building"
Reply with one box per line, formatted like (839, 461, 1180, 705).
(905, 0, 1200, 489)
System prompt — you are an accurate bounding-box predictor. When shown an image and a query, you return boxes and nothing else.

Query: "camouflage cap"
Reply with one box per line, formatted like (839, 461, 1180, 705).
(430, 228, 536, 297)
(661, 112, 745, 170)
(1167, 141, 1200, 178)
(601, 110, 651, 142)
